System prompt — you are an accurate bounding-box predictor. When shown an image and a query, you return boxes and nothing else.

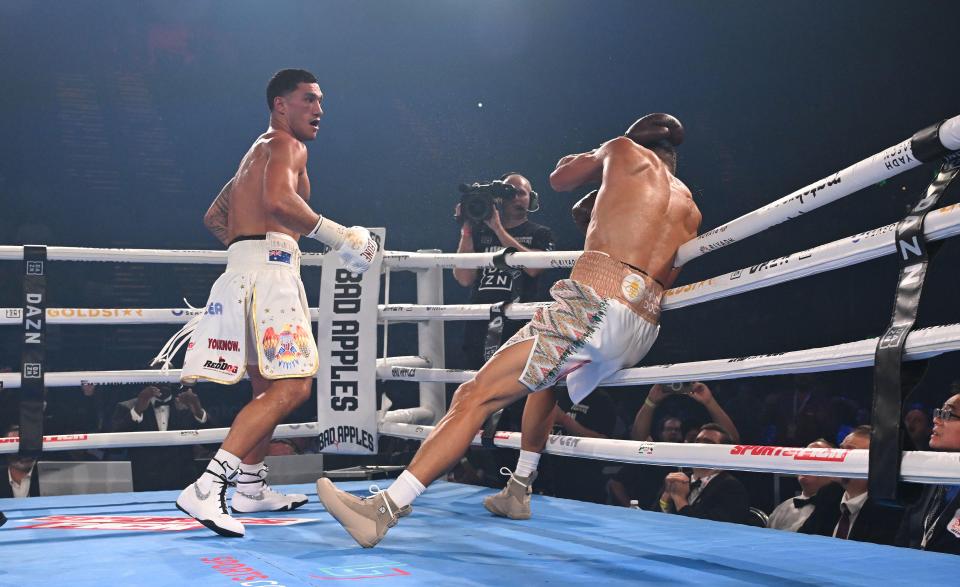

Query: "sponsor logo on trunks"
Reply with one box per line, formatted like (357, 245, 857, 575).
(949, 512, 960, 539)
(206, 302, 223, 315)
(621, 274, 646, 302)
(203, 356, 239, 374)
(729, 445, 849, 462)
(269, 249, 292, 264)
(311, 563, 411, 580)
(18, 515, 316, 532)
(187, 341, 194, 350)
(262, 323, 312, 369)
(208, 338, 240, 352)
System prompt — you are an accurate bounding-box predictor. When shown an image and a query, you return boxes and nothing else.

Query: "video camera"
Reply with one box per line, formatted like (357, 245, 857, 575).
(457, 180, 519, 224)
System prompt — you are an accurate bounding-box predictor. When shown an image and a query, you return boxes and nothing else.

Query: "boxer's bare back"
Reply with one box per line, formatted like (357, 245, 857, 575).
(553, 137, 701, 288)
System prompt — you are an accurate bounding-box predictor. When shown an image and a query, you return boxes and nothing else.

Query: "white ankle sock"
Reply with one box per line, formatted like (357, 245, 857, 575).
(239, 461, 265, 475)
(197, 449, 241, 492)
(515, 450, 541, 478)
(386, 471, 426, 508)
(237, 461, 266, 495)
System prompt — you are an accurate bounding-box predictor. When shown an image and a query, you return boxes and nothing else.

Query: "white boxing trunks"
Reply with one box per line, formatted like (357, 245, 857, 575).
(154, 232, 319, 384)
(498, 251, 661, 404)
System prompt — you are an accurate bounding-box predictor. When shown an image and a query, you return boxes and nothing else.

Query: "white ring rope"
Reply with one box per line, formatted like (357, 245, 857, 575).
(0, 422, 321, 455)
(676, 114, 960, 265)
(0, 357, 429, 390)
(5, 202, 959, 326)
(377, 323, 960, 385)
(379, 422, 960, 485)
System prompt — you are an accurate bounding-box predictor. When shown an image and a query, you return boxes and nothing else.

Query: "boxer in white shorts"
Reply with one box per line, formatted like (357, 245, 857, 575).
(172, 232, 318, 385)
(156, 69, 378, 538)
(316, 113, 703, 548)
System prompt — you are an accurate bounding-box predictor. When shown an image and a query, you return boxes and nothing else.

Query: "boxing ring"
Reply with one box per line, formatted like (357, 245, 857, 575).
(2, 116, 960, 583)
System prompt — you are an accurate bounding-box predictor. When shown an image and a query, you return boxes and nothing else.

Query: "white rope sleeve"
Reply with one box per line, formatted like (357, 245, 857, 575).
(0, 422, 321, 454)
(378, 422, 960, 485)
(675, 114, 960, 266)
(5, 201, 957, 326)
(0, 246, 328, 266)
(375, 322, 960, 386)
(0, 358, 430, 390)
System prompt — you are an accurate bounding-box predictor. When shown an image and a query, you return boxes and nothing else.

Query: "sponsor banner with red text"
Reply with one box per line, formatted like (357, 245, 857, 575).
(381, 422, 960, 483)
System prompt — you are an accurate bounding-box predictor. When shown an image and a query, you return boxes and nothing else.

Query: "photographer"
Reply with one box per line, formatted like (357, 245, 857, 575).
(631, 382, 741, 444)
(454, 173, 555, 372)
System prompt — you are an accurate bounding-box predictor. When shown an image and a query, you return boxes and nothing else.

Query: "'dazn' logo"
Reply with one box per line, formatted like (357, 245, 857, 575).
(262, 323, 312, 368)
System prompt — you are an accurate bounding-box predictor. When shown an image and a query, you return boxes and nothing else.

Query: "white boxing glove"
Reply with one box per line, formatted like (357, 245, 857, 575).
(307, 216, 379, 273)
(338, 226, 379, 273)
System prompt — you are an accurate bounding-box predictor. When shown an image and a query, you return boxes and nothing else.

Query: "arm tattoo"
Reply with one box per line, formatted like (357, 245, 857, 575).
(205, 183, 232, 245)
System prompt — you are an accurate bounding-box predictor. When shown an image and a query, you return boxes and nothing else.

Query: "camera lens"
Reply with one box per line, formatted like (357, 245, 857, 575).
(463, 193, 492, 222)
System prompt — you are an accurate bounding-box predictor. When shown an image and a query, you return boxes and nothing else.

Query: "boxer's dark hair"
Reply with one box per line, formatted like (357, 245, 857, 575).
(645, 139, 677, 173)
(267, 69, 318, 111)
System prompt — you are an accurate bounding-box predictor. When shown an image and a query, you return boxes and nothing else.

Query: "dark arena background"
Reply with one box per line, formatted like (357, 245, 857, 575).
(1, 1, 960, 585)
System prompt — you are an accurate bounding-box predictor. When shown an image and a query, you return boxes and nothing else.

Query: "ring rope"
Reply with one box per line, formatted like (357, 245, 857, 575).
(379, 423, 960, 485)
(0, 421, 321, 455)
(676, 114, 960, 265)
(377, 322, 960, 385)
(0, 357, 429, 391)
(5, 201, 959, 327)
(3, 323, 957, 393)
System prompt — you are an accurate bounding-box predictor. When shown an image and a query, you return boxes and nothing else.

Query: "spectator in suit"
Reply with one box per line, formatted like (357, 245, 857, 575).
(2, 424, 40, 499)
(112, 384, 214, 491)
(610, 382, 740, 509)
(896, 387, 960, 555)
(658, 423, 751, 525)
(767, 439, 842, 532)
(608, 415, 685, 508)
(799, 425, 902, 545)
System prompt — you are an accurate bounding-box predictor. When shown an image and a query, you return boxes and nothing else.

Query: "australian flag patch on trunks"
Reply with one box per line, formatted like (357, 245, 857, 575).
(269, 249, 292, 264)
